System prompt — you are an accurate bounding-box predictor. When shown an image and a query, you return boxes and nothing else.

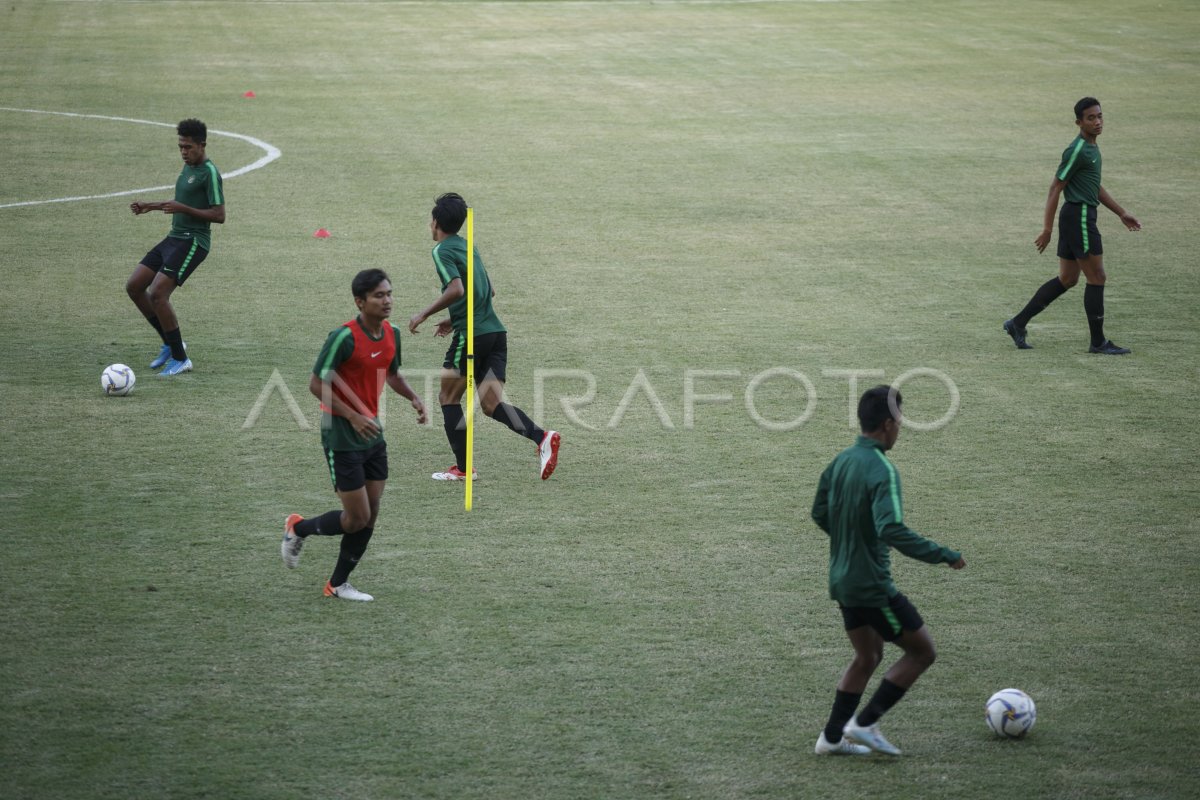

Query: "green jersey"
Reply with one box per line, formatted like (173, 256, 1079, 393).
(811, 436, 961, 607)
(169, 158, 224, 251)
(430, 235, 505, 336)
(1055, 136, 1101, 207)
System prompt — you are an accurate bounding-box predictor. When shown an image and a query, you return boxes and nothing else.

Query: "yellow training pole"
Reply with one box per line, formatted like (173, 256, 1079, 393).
(464, 207, 475, 511)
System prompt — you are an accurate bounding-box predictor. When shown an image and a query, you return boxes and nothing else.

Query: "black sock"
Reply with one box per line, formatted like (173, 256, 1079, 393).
(294, 510, 345, 537)
(856, 679, 907, 727)
(330, 527, 373, 587)
(824, 690, 862, 743)
(145, 315, 167, 341)
(163, 327, 186, 361)
(1084, 283, 1106, 346)
(1014, 277, 1069, 328)
(442, 404, 467, 471)
(488, 402, 544, 443)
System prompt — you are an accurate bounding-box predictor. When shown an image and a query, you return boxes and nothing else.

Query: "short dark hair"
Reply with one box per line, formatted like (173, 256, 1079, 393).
(352, 268, 390, 299)
(432, 192, 468, 235)
(858, 385, 902, 432)
(1074, 97, 1100, 120)
(177, 118, 207, 143)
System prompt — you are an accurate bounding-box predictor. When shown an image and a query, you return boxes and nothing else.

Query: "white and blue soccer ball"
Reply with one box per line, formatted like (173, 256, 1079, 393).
(102, 363, 136, 396)
(986, 688, 1036, 738)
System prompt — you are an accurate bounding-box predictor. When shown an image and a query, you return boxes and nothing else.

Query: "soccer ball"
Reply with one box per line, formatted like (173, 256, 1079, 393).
(102, 363, 136, 396)
(986, 688, 1036, 738)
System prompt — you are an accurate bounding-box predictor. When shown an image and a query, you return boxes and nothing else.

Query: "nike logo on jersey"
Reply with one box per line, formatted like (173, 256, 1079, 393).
(188, 176, 196, 183)
(371, 351, 383, 358)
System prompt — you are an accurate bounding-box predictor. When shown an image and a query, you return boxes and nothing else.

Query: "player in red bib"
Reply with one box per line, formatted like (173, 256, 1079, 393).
(280, 269, 427, 601)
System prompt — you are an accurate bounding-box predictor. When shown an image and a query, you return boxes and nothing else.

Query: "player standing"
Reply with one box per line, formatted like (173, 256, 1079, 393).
(127, 118, 225, 376)
(408, 193, 560, 482)
(281, 269, 427, 601)
(811, 386, 966, 756)
(1004, 97, 1142, 354)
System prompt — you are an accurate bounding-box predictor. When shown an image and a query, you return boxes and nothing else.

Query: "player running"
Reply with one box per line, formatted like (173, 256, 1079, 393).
(408, 193, 559, 483)
(281, 269, 427, 601)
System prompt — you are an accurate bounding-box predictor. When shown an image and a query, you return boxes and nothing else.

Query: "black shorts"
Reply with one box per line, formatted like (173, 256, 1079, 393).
(443, 330, 508, 383)
(839, 592, 925, 642)
(323, 440, 388, 492)
(1056, 202, 1103, 260)
(141, 236, 209, 286)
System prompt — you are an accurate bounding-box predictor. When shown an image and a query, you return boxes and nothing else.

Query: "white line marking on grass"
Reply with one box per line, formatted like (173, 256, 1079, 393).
(0, 107, 281, 209)
(50, 0, 877, 5)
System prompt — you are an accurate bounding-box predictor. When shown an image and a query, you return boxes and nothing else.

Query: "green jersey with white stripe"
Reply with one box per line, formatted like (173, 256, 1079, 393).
(1055, 136, 1101, 207)
(811, 435, 961, 607)
(430, 235, 505, 336)
(169, 158, 223, 251)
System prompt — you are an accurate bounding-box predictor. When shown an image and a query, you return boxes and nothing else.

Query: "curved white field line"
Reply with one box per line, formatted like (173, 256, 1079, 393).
(0, 107, 281, 209)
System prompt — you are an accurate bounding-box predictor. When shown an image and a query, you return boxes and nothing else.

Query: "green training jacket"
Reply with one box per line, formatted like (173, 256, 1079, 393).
(811, 435, 961, 607)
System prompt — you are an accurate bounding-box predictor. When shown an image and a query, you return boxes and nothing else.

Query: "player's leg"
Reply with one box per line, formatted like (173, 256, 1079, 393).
(477, 333, 541, 441)
(319, 483, 374, 600)
(476, 333, 560, 479)
(432, 331, 472, 480)
(434, 364, 472, 480)
(328, 445, 387, 594)
(148, 271, 192, 375)
(843, 595, 927, 755)
(880, 624, 937, 690)
(127, 245, 173, 365)
(152, 239, 206, 375)
(1006, 203, 1088, 348)
(856, 610, 935, 719)
(324, 478, 381, 598)
(1057, 257, 1082, 289)
(816, 618, 879, 755)
(479, 372, 544, 441)
(1005, 258, 1078, 349)
(839, 623, 886, 693)
(126, 263, 159, 322)
(1078, 254, 1128, 353)
(147, 271, 181, 336)
(282, 446, 371, 571)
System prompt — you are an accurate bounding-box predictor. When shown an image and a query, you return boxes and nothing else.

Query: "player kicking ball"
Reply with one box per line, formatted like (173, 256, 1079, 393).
(811, 386, 966, 755)
(127, 118, 224, 377)
(408, 193, 559, 483)
(281, 269, 427, 601)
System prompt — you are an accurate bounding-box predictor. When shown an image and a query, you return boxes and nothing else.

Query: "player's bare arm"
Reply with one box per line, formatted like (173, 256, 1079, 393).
(130, 200, 164, 214)
(1035, 178, 1067, 253)
(130, 200, 225, 225)
(308, 374, 380, 439)
(1098, 186, 1141, 231)
(385, 372, 428, 425)
(160, 200, 225, 224)
(408, 277, 464, 334)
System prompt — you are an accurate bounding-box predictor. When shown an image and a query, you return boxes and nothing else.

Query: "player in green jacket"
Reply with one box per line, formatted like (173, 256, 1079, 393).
(811, 386, 966, 756)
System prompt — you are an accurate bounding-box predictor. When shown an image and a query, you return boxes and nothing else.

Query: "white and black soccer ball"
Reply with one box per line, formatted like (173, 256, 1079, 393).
(102, 363, 136, 396)
(986, 688, 1036, 738)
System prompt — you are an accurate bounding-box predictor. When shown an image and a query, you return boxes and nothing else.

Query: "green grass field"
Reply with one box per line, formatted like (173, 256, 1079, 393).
(2, 1, 1198, 798)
